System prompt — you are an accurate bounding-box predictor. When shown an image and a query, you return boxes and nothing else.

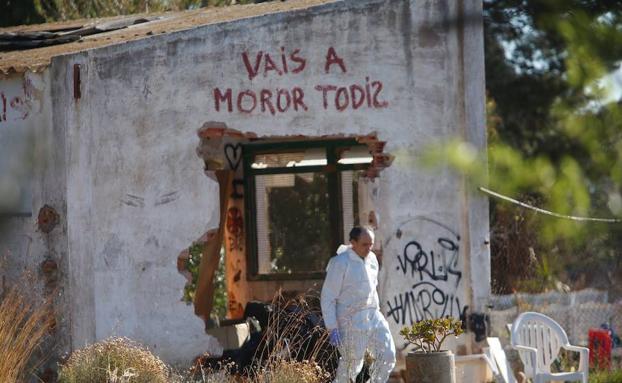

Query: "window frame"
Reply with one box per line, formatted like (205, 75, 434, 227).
(242, 139, 370, 281)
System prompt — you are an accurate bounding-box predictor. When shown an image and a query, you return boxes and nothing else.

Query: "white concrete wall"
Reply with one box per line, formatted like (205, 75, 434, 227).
(0, 71, 52, 289)
(0, 72, 48, 217)
(49, 52, 222, 362)
(0, 70, 72, 368)
(41, 0, 488, 364)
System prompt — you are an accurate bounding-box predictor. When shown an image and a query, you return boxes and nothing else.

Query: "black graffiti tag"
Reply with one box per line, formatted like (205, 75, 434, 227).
(396, 237, 462, 288)
(385, 282, 468, 326)
(223, 143, 245, 200)
(231, 179, 244, 200)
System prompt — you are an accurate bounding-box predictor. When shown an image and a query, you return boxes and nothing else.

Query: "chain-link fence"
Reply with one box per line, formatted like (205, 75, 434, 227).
(487, 289, 620, 345)
(485, 196, 622, 378)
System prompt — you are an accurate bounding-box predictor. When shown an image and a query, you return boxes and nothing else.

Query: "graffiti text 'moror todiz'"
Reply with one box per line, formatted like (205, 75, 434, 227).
(213, 46, 388, 114)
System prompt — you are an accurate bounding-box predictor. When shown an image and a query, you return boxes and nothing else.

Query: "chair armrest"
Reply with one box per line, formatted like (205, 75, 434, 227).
(563, 345, 589, 353)
(563, 344, 589, 373)
(513, 345, 538, 378)
(513, 345, 538, 353)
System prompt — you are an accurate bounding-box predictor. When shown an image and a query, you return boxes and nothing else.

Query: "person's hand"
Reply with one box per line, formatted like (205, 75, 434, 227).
(328, 328, 341, 347)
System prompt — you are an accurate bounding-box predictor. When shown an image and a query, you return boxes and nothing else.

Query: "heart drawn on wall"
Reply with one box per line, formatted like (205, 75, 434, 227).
(224, 143, 242, 171)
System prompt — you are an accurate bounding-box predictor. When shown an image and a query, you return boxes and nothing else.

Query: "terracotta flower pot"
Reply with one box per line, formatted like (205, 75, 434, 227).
(404, 350, 456, 383)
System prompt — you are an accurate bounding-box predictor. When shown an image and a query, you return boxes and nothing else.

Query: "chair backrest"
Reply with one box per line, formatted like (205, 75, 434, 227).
(511, 312, 570, 374)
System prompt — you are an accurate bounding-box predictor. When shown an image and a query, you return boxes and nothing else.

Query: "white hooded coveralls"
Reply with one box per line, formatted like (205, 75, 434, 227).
(321, 245, 396, 383)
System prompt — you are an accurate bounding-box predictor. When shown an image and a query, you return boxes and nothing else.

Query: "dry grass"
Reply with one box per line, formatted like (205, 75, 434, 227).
(177, 362, 239, 383)
(190, 290, 335, 382)
(58, 291, 335, 383)
(259, 292, 333, 361)
(257, 360, 329, 383)
(58, 337, 169, 383)
(0, 287, 52, 383)
(249, 291, 335, 382)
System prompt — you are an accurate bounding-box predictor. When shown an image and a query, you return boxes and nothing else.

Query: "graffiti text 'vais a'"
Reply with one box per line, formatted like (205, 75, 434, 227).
(212, 47, 389, 114)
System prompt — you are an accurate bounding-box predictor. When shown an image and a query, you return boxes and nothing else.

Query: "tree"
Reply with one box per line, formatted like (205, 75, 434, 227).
(478, 0, 622, 294)
(0, 0, 44, 27)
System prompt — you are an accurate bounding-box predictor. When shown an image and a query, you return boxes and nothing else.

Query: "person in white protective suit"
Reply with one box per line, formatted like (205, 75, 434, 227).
(321, 226, 396, 383)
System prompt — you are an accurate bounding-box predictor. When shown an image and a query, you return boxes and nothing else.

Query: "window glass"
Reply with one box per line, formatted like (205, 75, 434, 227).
(255, 172, 332, 274)
(245, 141, 375, 277)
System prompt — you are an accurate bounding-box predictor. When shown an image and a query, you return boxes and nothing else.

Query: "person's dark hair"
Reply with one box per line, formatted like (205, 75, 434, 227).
(349, 226, 374, 242)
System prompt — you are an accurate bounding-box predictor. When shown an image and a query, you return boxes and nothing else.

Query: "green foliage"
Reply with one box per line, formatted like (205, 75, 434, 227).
(212, 248, 227, 320)
(400, 318, 463, 353)
(420, 0, 622, 294)
(57, 337, 168, 383)
(590, 369, 622, 383)
(481, 0, 622, 222)
(182, 243, 203, 305)
(182, 244, 227, 320)
(0, 0, 44, 27)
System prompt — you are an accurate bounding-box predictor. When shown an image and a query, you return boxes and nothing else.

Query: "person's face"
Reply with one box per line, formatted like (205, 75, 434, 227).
(351, 232, 374, 258)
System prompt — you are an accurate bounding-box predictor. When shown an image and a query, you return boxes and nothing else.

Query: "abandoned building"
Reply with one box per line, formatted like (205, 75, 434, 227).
(0, 0, 489, 378)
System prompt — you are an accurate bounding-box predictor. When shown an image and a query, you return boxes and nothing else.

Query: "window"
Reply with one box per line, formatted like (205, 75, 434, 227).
(243, 139, 373, 279)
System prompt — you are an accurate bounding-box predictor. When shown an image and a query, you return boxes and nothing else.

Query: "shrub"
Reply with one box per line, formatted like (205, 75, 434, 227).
(400, 317, 463, 353)
(58, 337, 168, 383)
(0, 287, 52, 383)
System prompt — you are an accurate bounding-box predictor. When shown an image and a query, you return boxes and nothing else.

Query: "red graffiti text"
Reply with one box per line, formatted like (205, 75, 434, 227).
(242, 48, 306, 81)
(214, 87, 308, 114)
(315, 77, 388, 111)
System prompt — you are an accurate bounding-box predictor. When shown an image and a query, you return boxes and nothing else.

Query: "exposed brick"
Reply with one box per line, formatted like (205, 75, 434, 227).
(37, 205, 59, 233)
(197, 121, 228, 139)
(41, 259, 57, 274)
(177, 248, 190, 274)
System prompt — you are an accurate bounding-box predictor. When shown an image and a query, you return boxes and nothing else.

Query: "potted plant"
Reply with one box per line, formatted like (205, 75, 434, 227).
(400, 317, 464, 383)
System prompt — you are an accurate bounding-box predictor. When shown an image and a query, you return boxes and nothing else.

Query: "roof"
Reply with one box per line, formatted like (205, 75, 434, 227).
(0, 0, 338, 75)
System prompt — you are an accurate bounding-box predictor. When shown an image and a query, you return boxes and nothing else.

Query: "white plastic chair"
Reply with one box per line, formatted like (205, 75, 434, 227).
(511, 312, 589, 383)
(487, 337, 517, 383)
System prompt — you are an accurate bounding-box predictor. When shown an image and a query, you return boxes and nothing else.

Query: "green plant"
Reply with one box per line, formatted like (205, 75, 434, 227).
(589, 369, 622, 383)
(57, 337, 168, 383)
(0, 287, 52, 383)
(400, 318, 463, 353)
(182, 244, 227, 320)
(182, 243, 203, 304)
